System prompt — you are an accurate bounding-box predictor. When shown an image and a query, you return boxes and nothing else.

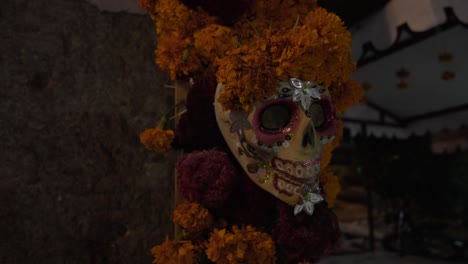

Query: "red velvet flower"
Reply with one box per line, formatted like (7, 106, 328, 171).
(177, 150, 239, 209)
(272, 202, 342, 264)
(175, 79, 225, 151)
(221, 171, 277, 228)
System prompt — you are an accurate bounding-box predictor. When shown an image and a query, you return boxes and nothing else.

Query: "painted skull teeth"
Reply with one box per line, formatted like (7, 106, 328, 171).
(273, 171, 300, 196)
(271, 157, 320, 197)
(272, 157, 320, 180)
(271, 154, 320, 196)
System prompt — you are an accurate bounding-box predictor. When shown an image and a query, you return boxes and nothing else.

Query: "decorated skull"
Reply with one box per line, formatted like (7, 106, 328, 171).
(215, 78, 337, 214)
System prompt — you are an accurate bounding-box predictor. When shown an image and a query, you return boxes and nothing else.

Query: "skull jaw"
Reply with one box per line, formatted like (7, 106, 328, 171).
(214, 125, 322, 206)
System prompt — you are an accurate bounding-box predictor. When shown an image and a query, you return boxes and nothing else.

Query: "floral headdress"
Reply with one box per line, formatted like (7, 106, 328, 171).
(139, 0, 364, 263)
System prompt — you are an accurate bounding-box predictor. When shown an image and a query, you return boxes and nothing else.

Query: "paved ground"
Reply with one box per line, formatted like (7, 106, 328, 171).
(321, 251, 463, 264)
(327, 196, 467, 264)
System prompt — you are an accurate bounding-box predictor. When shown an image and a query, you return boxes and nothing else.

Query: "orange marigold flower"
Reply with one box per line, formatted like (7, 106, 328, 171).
(151, 239, 197, 264)
(153, 0, 216, 79)
(234, 0, 318, 41)
(277, 8, 355, 87)
(216, 43, 278, 111)
(331, 79, 364, 115)
(329, 120, 344, 154)
(140, 126, 175, 153)
(217, 7, 355, 112)
(205, 225, 276, 264)
(321, 146, 333, 172)
(320, 166, 341, 208)
(173, 201, 214, 234)
(156, 31, 203, 80)
(149, 1, 358, 110)
(137, 0, 156, 13)
(194, 24, 238, 63)
(154, 0, 214, 36)
(320, 121, 343, 207)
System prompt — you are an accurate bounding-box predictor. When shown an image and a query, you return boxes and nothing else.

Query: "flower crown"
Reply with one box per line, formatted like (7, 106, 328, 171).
(139, 0, 362, 113)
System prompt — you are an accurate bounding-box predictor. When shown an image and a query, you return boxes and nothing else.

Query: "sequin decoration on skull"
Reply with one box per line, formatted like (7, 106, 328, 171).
(214, 78, 337, 213)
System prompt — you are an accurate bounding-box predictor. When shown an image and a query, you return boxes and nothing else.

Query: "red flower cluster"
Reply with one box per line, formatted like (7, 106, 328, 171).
(222, 172, 277, 227)
(175, 79, 225, 152)
(272, 203, 342, 264)
(177, 150, 239, 209)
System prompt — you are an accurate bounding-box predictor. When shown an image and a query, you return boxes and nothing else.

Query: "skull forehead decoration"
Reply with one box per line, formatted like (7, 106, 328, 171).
(215, 78, 337, 213)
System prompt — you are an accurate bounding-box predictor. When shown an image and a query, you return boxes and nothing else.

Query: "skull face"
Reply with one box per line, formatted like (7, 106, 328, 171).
(214, 79, 337, 206)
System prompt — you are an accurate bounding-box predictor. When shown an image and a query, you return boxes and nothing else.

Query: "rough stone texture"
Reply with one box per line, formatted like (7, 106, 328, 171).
(0, 0, 174, 263)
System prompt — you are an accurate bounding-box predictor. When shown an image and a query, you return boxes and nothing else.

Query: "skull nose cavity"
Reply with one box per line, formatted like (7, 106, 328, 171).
(302, 124, 316, 148)
(302, 133, 310, 147)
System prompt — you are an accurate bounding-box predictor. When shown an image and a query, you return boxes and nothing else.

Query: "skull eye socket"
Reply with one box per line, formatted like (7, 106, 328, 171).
(253, 99, 299, 144)
(259, 104, 292, 131)
(308, 103, 325, 128)
(308, 99, 335, 131)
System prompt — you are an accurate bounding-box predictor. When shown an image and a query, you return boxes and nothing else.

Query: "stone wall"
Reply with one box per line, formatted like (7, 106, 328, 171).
(0, 0, 174, 263)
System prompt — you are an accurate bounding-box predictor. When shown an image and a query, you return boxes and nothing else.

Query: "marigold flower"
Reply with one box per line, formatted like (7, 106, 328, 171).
(216, 7, 356, 112)
(216, 42, 278, 112)
(181, 0, 253, 25)
(137, 0, 156, 13)
(173, 201, 214, 233)
(331, 80, 364, 115)
(234, 0, 318, 41)
(147, 1, 361, 114)
(140, 126, 175, 153)
(194, 24, 238, 62)
(320, 166, 341, 208)
(156, 32, 203, 80)
(155, 0, 214, 36)
(151, 239, 197, 264)
(205, 225, 276, 264)
(319, 120, 343, 207)
(154, 0, 216, 79)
